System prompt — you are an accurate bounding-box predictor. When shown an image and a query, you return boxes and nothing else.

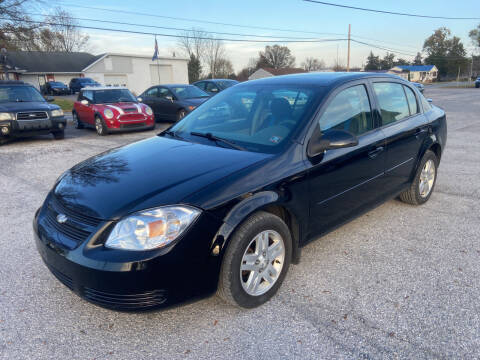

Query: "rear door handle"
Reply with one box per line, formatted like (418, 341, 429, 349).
(368, 146, 384, 159)
(415, 127, 428, 137)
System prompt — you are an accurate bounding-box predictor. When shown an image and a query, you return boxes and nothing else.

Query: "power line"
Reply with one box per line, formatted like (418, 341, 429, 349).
(58, 2, 346, 36)
(303, 0, 480, 20)
(23, 12, 322, 40)
(0, 17, 348, 43)
(55, 3, 422, 52)
(351, 39, 417, 57)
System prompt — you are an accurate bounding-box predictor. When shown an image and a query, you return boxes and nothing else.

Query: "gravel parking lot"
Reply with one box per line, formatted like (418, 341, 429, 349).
(1, 87, 479, 359)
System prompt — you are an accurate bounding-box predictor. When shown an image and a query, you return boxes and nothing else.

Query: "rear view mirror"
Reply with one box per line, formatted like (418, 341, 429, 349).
(308, 129, 358, 157)
(80, 99, 89, 106)
(166, 96, 174, 101)
(211, 88, 219, 93)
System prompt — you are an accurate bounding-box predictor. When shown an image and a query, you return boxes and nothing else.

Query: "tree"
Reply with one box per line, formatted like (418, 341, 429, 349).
(0, 0, 41, 50)
(364, 51, 380, 70)
(177, 28, 207, 62)
(187, 54, 201, 83)
(394, 58, 409, 66)
(469, 24, 480, 49)
(257, 45, 295, 69)
(423, 27, 469, 78)
(43, 8, 89, 52)
(380, 52, 395, 70)
(412, 52, 423, 65)
(204, 37, 229, 78)
(301, 57, 325, 71)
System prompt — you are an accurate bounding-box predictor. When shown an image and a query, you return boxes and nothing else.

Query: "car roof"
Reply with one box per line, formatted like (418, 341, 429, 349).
(161, 84, 195, 88)
(241, 72, 405, 88)
(0, 80, 27, 86)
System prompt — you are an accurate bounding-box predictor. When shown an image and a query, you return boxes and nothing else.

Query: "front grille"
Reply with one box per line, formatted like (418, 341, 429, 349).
(49, 197, 101, 227)
(83, 287, 168, 310)
(123, 108, 138, 113)
(17, 111, 48, 120)
(42, 196, 102, 249)
(119, 114, 146, 121)
(121, 123, 145, 129)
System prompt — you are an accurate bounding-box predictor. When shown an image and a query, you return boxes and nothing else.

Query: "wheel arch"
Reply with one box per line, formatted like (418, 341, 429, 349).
(213, 191, 302, 265)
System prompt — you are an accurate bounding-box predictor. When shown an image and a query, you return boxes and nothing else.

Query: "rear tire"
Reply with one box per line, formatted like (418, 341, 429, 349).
(399, 150, 438, 205)
(176, 109, 186, 122)
(217, 211, 292, 308)
(95, 116, 108, 136)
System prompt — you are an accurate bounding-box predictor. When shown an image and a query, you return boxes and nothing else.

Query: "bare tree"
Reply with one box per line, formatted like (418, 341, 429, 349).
(215, 58, 234, 78)
(177, 28, 208, 61)
(301, 57, 326, 71)
(0, 0, 42, 50)
(204, 37, 228, 78)
(44, 8, 90, 52)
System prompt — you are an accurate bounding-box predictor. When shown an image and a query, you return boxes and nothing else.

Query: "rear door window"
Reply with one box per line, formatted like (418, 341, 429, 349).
(319, 85, 374, 136)
(145, 87, 158, 97)
(373, 82, 410, 125)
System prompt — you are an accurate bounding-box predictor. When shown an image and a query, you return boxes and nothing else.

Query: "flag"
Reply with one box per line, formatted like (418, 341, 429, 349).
(152, 37, 159, 61)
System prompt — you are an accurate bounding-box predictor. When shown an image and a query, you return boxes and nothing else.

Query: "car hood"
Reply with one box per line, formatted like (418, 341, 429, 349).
(0, 101, 57, 112)
(53, 136, 271, 220)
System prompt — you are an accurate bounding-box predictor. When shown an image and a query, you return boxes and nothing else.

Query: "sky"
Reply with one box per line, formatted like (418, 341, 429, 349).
(36, 0, 480, 71)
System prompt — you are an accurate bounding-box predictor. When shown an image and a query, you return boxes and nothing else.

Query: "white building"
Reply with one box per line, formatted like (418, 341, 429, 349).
(389, 65, 438, 83)
(4, 51, 189, 95)
(248, 67, 307, 80)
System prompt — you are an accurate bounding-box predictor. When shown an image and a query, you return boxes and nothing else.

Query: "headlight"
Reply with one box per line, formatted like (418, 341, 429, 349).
(105, 205, 201, 251)
(51, 109, 64, 117)
(144, 106, 153, 116)
(0, 113, 14, 121)
(103, 109, 114, 119)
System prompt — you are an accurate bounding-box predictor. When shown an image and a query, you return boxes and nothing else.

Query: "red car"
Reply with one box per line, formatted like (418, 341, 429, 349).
(72, 87, 155, 135)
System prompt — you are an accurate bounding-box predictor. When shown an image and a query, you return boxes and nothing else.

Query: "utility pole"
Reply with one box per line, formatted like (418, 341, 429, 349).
(347, 24, 351, 72)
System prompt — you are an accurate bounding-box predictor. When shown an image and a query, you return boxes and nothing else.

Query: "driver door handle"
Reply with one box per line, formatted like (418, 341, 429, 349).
(368, 146, 384, 159)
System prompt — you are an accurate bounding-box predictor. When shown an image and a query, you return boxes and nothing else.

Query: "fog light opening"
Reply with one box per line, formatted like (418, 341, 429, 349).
(58, 123, 64, 129)
(1, 127, 9, 135)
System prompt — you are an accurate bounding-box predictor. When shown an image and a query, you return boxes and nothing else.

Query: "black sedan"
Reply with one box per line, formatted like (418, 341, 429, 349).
(475, 77, 480, 88)
(42, 81, 70, 95)
(34, 73, 447, 311)
(193, 79, 239, 96)
(139, 84, 209, 122)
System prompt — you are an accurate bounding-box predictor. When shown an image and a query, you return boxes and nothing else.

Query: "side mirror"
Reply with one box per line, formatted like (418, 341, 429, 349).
(45, 96, 54, 102)
(211, 88, 219, 93)
(80, 99, 89, 106)
(427, 98, 433, 103)
(137, 97, 143, 102)
(166, 96, 174, 101)
(307, 129, 358, 157)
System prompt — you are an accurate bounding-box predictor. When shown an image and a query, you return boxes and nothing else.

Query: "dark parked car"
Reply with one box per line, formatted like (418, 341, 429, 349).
(42, 81, 70, 95)
(475, 77, 480, 88)
(0, 80, 66, 144)
(193, 79, 239, 95)
(69, 77, 100, 94)
(34, 73, 447, 310)
(139, 84, 209, 122)
(411, 82, 425, 93)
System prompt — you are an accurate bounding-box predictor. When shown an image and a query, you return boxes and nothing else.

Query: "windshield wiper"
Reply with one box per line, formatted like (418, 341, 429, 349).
(190, 132, 246, 151)
(161, 129, 184, 140)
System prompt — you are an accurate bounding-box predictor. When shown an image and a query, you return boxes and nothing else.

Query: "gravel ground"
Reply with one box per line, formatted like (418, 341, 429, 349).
(1, 87, 479, 359)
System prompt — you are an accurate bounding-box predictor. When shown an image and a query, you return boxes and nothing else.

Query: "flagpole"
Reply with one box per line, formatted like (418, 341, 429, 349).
(153, 36, 161, 85)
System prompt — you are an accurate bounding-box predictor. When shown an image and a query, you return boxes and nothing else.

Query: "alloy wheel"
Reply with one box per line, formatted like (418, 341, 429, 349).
(240, 230, 285, 296)
(95, 118, 103, 135)
(419, 159, 435, 198)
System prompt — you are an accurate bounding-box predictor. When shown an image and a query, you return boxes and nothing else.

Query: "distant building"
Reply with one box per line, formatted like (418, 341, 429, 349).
(390, 65, 438, 83)
(248, 67, 307, 80)
(3, 51, 189, 94)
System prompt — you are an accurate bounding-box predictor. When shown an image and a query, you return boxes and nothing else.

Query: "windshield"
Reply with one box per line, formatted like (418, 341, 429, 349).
(93, 89, 137, 103)
(218, 80, 238, 89)
(0, 85, 45, 103)
(169, 84, 323, 153)
(170, 86, 209, 99)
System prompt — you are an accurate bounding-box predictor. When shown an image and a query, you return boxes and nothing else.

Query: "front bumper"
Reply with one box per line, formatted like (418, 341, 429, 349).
(0, 117, 66, 138)
(33, 196, 223, 311)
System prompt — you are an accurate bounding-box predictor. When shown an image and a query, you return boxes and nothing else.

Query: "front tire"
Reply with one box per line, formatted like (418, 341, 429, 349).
(52, 130, 65, 140)
(72, 112, 83, 129)
(218, 211, 292, 308)
(399, 150, 438, 205)
(95, 116, 108, 136)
